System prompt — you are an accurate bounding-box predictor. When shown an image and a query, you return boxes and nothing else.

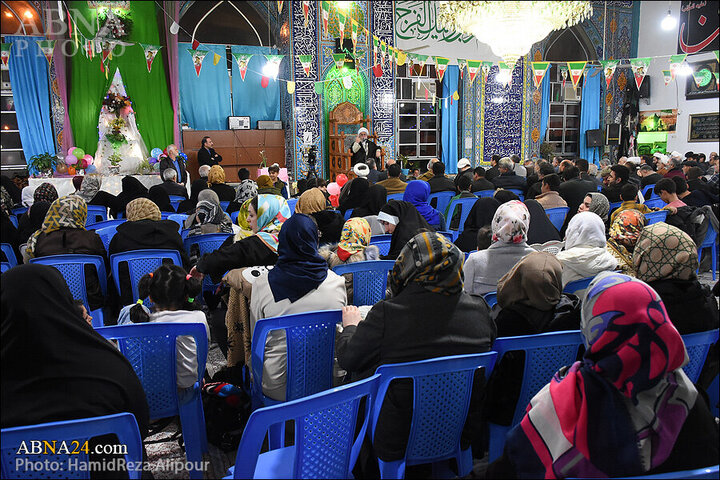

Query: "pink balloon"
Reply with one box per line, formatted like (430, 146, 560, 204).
(83, 154, 93, 164)
(327, 182, 341, 196)
(82, 158, 91, 169)
(65, 154, 78, 165)
(336, 174, 348, 187)
(67, 147, 76, 155)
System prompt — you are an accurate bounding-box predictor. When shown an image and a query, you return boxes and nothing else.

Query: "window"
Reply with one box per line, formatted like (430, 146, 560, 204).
(1, 43, 25, 175)
(546, 64, 582, 157)
(395, 63, 440, 159)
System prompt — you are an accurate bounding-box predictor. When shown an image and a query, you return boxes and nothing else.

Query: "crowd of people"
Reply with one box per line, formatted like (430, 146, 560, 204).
(1, 147, 718, 478)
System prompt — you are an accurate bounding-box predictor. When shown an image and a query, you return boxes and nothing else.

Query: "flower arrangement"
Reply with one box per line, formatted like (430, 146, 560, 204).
(108, 151, 123, 166)
(102, 92, 132, 116)
(135, 159, 153, 175)
(106, 117, 127, 146)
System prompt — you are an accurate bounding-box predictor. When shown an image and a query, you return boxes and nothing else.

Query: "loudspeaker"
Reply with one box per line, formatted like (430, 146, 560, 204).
(605, 123, 621, 145)
(639, 76, 651, 99)
(586, 129, 604, 147)
(334, 38, 355, 69)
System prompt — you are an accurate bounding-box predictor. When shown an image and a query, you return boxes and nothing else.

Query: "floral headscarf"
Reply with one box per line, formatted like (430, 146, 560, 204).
(633, 222, 698, 283)
(76, 175, 102, 203)
(26, 196, 88, 257)
(337, 218, 371, 260)
(125, 198, 161, 222)
(233, 198, 254, 241)
(491, 200, 530, 244)
(254, 194, 291, 253)
(207, 165, 226, 186)
(609, 209, 645, 251)
(33, 182, 59, 204)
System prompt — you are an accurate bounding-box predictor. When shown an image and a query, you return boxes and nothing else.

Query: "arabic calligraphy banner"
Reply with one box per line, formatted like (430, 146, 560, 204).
(677, 0, 719, 54)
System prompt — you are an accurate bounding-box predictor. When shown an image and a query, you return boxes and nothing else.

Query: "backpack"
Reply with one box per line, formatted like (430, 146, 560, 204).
(201, 366, 252, 451)
(664, 205, 714, 246)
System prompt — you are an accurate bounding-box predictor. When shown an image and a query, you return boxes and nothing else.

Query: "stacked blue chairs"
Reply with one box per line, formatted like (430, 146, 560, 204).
(1, 243, 18, 266)
(483, 291, 498, 308)
(110, 249, 182, 303)
(488, 330, 584, 462)
(0, 262, 10, 272)
(681, 329, 719, 383)
(344, 208, 354, 221)
(622, 465, 718, 479)
(0, 412, 144, 479)
(167, 213, 189, 235)
(333, 260, 395, 306)
(370, 235, 393, 257)
(563, 276, 595, 296)
(476, 189, 495, 198)
(446, 197, 479, 241)
(641, 184, 656, 199)
(183, 233, 232, 298)
(506, 188, 524, 201)
(88, 219, 125, 231)
(387, 193, 404, 202)
(428, 191, 455, 215)
(464, 250, 477, 262)
(8, 214, 18, 228)
(96, 323, 208, 479)
(697, 222, 718, 280)
(544, 207, 569, 231)
(286, 198, 298, 214)
(86, 205, 108, 225)
(644, 197, 666, 209)
(609, 201, 623, 213)
(227, 375, 380, 479)
(220, 200, 230, 211)
(11, 206, 27, 216)
(29, 254, 107, 328)
(371, 353, 498, 478)
(94, 225, 118, 253)
(644, 209, 668, 225)
(168, 195, 185, 211)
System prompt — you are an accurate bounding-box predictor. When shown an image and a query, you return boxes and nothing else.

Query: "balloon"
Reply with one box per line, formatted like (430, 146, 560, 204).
(327, 182, 341, 196)
(86, 165, 97, 174)
(81, 158, 90, 169)
(152, 161, 161, 172)
(179, 152, 188, 161)
(55, 162, 68, 175)
(73, 148, 85, 159)
(67, 166, 76, 175)
(67, 147, 76, 155)
(151, 148, 163, 158)
(65, 154, 78, 165)
(336, 174, 348, 187)
(329, 194, 339, 208)
(148, 157, 158, 165)
(83, 154, 93, 164)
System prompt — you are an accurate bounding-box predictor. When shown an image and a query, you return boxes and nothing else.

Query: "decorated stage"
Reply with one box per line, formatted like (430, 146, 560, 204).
(29, 174, 166, 198)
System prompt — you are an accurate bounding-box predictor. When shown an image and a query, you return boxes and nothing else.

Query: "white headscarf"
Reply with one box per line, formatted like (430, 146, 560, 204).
(21, 186, 35, 208)
(564, 211, 606, 249)
(557, 211, 617, 284)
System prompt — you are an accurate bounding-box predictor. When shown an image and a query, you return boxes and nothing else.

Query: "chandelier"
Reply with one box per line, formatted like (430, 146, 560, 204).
(438, 1, 593, 68)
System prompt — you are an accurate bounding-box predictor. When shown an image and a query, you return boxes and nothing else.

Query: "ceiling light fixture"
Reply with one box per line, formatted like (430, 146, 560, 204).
(661, 9, 677, 30)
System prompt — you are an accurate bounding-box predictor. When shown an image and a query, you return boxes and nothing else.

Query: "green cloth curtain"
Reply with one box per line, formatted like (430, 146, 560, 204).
(68, 1, 173, 155)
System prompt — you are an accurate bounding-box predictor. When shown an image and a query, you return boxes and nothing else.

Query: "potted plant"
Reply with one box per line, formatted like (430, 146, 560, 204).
(539, 142, 555, 160)
(29, 152, 58, 177)
(108, 152, 123, 175)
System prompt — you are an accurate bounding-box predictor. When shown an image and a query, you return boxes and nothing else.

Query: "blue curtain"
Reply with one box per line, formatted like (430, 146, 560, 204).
(179, 43, 231, 130)
(539, 72, 551, 145)
(6, 36, 55, 172)
(579, 67, 602, 165)
(230, 46, 280, 124)
(441, 65, 459, 173)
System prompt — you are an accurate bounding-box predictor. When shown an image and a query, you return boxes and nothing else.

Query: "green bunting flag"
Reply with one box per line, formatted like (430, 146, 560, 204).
(351, 21, 359, 52)
(434, 56, 450, 82)
(232, 52, 253, 80)
(481, 61, 493, 83)
(599, 60, 619, 89)
(630, 57, 652, 90)
(669, 54, 687, 80)
(337, 12, 346, 44)
(457, 58, 467, 79)
(332, 53, 346, 70)
(321, 1, 330, 37)
(1, 43, 10, 68)
(567, 61, 586, 89)
(415, 54, 428, 69)
(264, 55, 284, 79)
(372, 36, 379, 65)
(466, 60, 482, 84)
(498, 62, 514, 86)
(298, 54, 313, 76)
(36, 40, 55, 65)
(531, 62, 550, 89)
(139, 43, 161, 73)
(188, 49, 209, 77)
(662, 69, 673, 86)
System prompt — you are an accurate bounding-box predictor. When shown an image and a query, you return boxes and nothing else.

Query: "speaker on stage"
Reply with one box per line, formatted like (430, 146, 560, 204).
(586, 129, 604, 147)
(605, 124, 621, 145)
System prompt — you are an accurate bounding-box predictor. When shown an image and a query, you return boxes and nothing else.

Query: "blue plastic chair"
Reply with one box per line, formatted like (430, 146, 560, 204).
(563, 276, 595, 295)
(8, 214, 18, 228)
(230, 210, 240, 224)
(370, 234, 393, 256)
(609, 201, 623, 213)
(1, 243, 18, 266)
(484, 291, 498, 308)
(428, 191, 455, 214)
(286, 198, 298, 214)
(644, 197, 666, 209)
(506, 188, 524, 201)
(87, 219, 125, 231)
(370, 234, 393, 243)
(29, 254, 107, 328)
(681, 329, 719, 383)
(94, 225, 118, 253)
(476, 189, 495, 198)
(227, 375, 380, 479)
(488, 330, 584, 462)
(544, 207, 569, 231)
(220, 200, 230, 211)
(167, 214, 189, 234)
(183, 233, 232, 297)
(110, 249, 182, 303)
(169, 195, 185, 211)
(697, 222, 718, 280)
(0, 262, 10, 273)
(333, 260, 395, 306)
(371, 353, 498, 479)
(85, 205, 108, 225)
(597, 184, 602, 191)
(436, 230, 455, 241)
(446, 197, 479, 239)
(96, 323, 208, 479)
(621, 465, 719, 479)
(387, 193, 405, 202)
(0, 413, 144, 480)
(644, 209, 668, 225)
(344, 208, 354, 221)
(641, 184, 656, 199)
(11, 206, 27, 216)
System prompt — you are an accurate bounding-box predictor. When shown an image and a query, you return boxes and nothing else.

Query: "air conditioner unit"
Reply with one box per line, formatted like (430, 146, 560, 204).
(414, 80, 436, 100)
(563, 84, 581, 101)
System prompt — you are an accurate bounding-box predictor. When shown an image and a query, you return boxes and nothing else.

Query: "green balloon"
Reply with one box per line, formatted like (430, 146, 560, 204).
(73, 148, 85, 159)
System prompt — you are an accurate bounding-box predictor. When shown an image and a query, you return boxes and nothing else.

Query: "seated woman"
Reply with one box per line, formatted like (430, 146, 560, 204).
(464, 200, 535, 295)
(186, 190, 234, 237)
(633, 222, 719, 334)
(487, 272, 719, 478)
(337, 231, 496, 466)
(228, 167, 257, 214)
(295, 187, 344, 245)
(33, 181, 59, 205)
(319, 218, 380, 303)
(76, 174, 117, 212)
(176, 176, 209, 214)
(249, 213, 347, 401)
(454, 197, 500, 252)
(207, 165, 236, 202)
(577, 191, 610, 223)
(524, 199, 562, 245)
(20, 185, 34, 208)
(148, 184, 176, 213)
(256, 175, 280, 196)
(17, 201, 50, 245)
(1, 264, 149, 447)
(403, 180, 442, 229)
(377, 200, 432, 260)
(339, 177, 371, 216)
(351, 183, 387, 219)
(115, 176, 149, 218)
(25, 196, 107, 311)
(556, 211, 618, 285)
(606, 209, 645, 276)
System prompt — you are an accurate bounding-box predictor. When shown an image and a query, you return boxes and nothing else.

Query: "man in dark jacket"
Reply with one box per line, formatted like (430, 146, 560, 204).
(158, 146, 188, 185)
(157, 169, 189, 198)
(601, 164, 629, 202)
(491, 157, 526, 191)
(471, 166, 495, 193)
(427, 161, 456, 193)
(485, 154, 501, 181)
(638, 164, 663, 189)
(526, 162, 555, 199)
(453, 158, 474, 192)
(558, 166, 596, 225)
(197, 136, 222, 167)
(366, 158, 388, 184)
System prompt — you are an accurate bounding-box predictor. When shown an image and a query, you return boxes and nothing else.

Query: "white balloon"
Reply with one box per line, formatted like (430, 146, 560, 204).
(170, 21, 180, 35)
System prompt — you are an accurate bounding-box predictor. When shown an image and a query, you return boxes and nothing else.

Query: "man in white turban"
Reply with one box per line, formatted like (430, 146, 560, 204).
(351, 126, 381, 166)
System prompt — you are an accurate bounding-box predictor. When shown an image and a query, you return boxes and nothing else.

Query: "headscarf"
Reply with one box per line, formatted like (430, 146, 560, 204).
(116, 176, 149, 214)
(633, 222, 698, 283)
(18, 201, 50, 243)
(76, 175, 101, 203)
(33, 182, 59, 204)
(564, 211, 606, 249)
(295, 188, 326, 215)
(493, 189, 521, 204)
(257, 175, 274, 189)
(491, 200, 530, 244)
(21, 186, 35, 208)
(403, 180, 440, 226)
(125, 198, 161, 222)
(296, 178, 309, 196)
(524, 199, 561, 245)
(196, 197, 230, 228)
(505, 272, 695, 478)
(454, 197, 500, 252)
(254, 194, 291, 253)
(609, 209, 645, 251)
(497, 251, 562, 311)
(339, 177, 370, 214)
(148, 185, 174, 213)
(233, 198, 254, 242)
(235, 179, 258, 204)
(337, 218, 371, 260)
(365, 184, 387, 216)
(26, 196, 88, 257)
(267, 213, 328, 303)
(207, 165, 226, 186)
(0, 186, 13, 216)
(389, 231, 464, 297)
(378, 200, 432, 260)
(586, 192, 610, 222)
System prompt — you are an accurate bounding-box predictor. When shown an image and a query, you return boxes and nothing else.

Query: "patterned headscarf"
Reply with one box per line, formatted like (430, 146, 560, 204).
(126, 198, 161, 222)
(609, 209, 645, 251)
(26, 196, 88, 257)
(633, 222, 698, 283)
(0, 186, 12, 216)
(389, 231, 464, 297)
(586, 192, 610, 222)
(491, 200, 530, 244)
(337, 218, 371, 259)
(33, 182, 59, 204)
(254, 194, 291, 253)
(234, 179, 257, 204)
(233, 198, 254, 242)
(207, 165, 226, 186)
(295, 188, 326, 215)
(76, 175, 102, 203)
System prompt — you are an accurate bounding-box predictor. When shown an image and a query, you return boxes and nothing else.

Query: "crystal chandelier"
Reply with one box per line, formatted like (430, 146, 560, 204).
(438, 1, 593, 68)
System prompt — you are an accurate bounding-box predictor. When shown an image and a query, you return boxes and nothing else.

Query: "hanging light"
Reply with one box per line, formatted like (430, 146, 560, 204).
(495, 69, 512, 85)
(335, 1, 353, 12)
(262, 61, 280, 79)
(170, 21, 180, 35)
(677, 63, 693, 77)
(661, 9, 677, 30)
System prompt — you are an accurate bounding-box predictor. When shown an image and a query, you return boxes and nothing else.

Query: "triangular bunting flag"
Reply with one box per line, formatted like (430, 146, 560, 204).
(337, 12, 346, 44)
(434, 56, 450, 82)
(559, 64, 569, 88)
(85, 39, 94, 59)
(263, 54, 283, 81)
(102, 43, 112, 64)
(630, 57, 652, 90)
(662, 69, 673, 86)
(498, 62, 513, 86)
(380, 41, 388, 64)
(351, 21, 358, 51)
(302, 1, 310, 27)
(431, 93, 436, 105)
(188, 49, 209, 77)
(277, 1, 283, 14)
(0, 43, 10, 68)
(397, 50, 407, 66)
(457, 58, 467, 79)
(692, 70, 708, 88)
(407, 54, 415, 74)
(481, 61, 493, 83)
(232, 52, 253, 80)
(599, 60, 619, 89)
(298, 54, 313, 76)
(452, 91, 459, 101)
(332, 53, 346, 70)
(466, 60, 481, 84)
(287, 81, 295, 94)
(213, 52, 222, 66)
(321, 1, 330, 37)
(139, 44, 161, 73)
(191, 38, 200, 50)
(415, 54, 428, 69)
(531, 62, 550, 89)
(36, 40, 55, 65)
(669, 54, 687, 80)
(373, 63, 383, 77)
(314, 81, 324, 94)
(567, 61, 586, 89)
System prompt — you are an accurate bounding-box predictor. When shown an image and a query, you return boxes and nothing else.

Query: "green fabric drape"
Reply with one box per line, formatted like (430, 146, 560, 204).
(68, 1, 173, 156)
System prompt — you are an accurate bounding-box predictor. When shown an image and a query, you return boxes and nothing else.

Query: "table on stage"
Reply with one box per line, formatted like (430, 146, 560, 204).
(29, 174, 166, 198)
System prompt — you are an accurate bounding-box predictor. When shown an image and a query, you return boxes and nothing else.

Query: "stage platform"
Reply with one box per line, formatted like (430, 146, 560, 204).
(29, 174, 172, 198)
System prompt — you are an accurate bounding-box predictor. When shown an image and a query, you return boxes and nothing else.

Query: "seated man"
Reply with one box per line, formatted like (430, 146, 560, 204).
(535, 173, 567, 209)
(491, 157, 526, 192)
(426, 161, 456, 193)
(448, 175, 477, 230)
(601, 164, 629, 202)
(366, 158, 387, 184)
(419, 158, 439, 181)
(454, 158, 474, 191)
(526, 162, 555, 199)
(609, 183, 652, 223)
(654, 178, 686, 209)
(377, 163, 407, 194)
(470, 166, 495, 193)
(157, 168, 189, 199)
(673, 176, 712, 207)
(351, 127, 381, 166)
(638, 164, 663, 189)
